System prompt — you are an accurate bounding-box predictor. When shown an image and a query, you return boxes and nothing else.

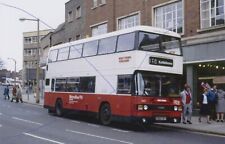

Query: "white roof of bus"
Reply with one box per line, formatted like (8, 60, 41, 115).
(50, 26, 181, 51)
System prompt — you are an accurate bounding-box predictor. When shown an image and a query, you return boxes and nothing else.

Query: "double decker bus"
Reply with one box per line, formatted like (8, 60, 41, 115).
(44, 26, 183, 126)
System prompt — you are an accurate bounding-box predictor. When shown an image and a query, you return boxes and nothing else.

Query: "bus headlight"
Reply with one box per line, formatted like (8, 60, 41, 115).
(137, 105, 149, 111)
(143, 105, 148, 110)
(174, 106, 182, 111)
(174, 106, 178, 111)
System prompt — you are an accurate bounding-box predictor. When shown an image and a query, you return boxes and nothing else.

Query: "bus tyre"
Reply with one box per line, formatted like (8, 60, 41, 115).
(55, 100, 63, 117)
(99, 103, 112, 125)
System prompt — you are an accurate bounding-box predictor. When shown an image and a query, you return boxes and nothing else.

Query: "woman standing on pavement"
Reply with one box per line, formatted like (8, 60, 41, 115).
(11, 85, 18, 102)
(199, 88, 211, 124)
(16, 85, 23, 103)
(215, 88, 225, 122)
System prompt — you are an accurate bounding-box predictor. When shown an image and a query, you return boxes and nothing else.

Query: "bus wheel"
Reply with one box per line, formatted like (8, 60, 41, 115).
(99, 103, 112, 125)
(55, 100, 63, 117)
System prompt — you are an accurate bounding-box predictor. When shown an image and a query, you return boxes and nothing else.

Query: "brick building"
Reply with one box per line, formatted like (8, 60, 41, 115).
(41, 0, 225, 107)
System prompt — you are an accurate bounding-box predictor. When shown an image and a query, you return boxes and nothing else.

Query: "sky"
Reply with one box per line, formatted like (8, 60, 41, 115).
(0, 0, 69, 72)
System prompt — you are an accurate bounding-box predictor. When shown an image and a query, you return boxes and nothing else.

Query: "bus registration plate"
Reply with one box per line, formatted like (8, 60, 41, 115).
(155, 116, 167, 121)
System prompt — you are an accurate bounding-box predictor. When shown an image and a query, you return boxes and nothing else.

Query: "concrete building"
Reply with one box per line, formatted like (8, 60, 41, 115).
(22, 30, 52, 86)
(40, 0, 225, 108)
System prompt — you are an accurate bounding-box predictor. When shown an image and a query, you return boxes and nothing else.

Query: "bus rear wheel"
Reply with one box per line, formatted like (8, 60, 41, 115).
(55, 99, 63, 117)
(99, 103, 112, 125)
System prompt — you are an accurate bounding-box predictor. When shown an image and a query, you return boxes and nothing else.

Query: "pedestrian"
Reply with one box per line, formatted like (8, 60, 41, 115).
(11, 85, 18, 102)
(207, 84, 217, 120)
(16, 85, 23, 103)
(3, 85, 10, 100)
(215, 88, 225, 122)
(198, 88, 211, 124)
(180, 83, 192, 124)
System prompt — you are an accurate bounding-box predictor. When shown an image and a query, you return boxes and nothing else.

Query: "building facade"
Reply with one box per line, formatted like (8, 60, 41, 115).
(22, 30, 52, 86)
(40, 0, 225, 108)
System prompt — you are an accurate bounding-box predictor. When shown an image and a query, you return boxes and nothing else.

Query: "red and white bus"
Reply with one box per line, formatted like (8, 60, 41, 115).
(44, 26, 183, 126)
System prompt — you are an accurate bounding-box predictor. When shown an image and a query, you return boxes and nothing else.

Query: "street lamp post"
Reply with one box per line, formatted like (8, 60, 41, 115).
(19, 18, 40, 103)
(8, 58, 16, 82)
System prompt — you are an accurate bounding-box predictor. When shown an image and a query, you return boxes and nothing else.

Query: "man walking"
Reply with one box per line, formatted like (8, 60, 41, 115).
(3, 85, 10, 100)
(180, 83, 192, 124)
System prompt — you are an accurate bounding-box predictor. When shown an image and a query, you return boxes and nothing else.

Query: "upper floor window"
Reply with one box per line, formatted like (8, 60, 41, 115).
(100, 0, 106, 5)
(200, 0, 225, 29)
(76, 6, 81, 18)
(118, 13, 140, 30)
(93, 0, 98, 8)
(24, 48, 38, 56)
(24, 36, 38, 44)
(68, 11, 73, 22)
(154, 1, 183, 33)
(98, 36, 117, 54)
(91, 23, 107, 36)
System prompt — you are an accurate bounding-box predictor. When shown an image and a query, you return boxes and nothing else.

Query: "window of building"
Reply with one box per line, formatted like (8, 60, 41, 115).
(24, 36, 38, 44)
(69, 44, 83, 59)
(117, 75, 132, 94)
(118, 13, 140, 30)
(200, 0, 225, 29)
(48, 50, 58, 63)
(100, 0, 106, 5)
(91, 23, 107, 36)
(57, 47, 69, 61)
(98, 36, 117, 54)
(154, 1, 183, 33)
(83, 40, 98, 57)
(117, 33, 135, 52)
(24, 48, 38, 56)
(93, 0, 98, 8)
(68, 11, 73, 22)
(76, 6, 81, 18)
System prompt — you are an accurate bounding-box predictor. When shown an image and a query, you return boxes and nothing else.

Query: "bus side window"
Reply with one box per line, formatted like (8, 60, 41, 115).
(45, 79, 50, 86)
(117, 75, 132, 94)
(117, 33, 135, 52)
(51, 79, 55, 91)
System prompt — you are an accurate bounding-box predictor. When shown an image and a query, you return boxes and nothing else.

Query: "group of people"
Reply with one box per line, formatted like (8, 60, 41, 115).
(181, 82, 225, 124)
(3, 85, 23, 103)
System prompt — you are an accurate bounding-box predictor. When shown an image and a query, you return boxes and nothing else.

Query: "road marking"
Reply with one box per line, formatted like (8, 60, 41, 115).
(0, 124, 2, 127)
(88, 123, 100, 128)
(112, 128, 129, 133)
(71, 120, 81, 124)
(187, 131, 225, 138)
(12, 117, 43, 126)
(0, 113, 2, 115)
(66, 129, 133, 144)
(23, 133, 65, 144)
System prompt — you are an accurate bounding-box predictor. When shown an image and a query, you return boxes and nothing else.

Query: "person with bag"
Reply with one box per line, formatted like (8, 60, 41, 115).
(199, 88, 211, 124)
(207, 85, 217, 120)
(11, 85, 18, 102)
(215, 88, 225, 122)
(180, 83, 192, 124)
(3, 85, 10, 100)
(16, 85, 23, 103)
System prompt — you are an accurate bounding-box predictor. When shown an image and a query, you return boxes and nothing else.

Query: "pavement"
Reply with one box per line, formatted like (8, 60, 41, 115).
(19, 89, 225, 136)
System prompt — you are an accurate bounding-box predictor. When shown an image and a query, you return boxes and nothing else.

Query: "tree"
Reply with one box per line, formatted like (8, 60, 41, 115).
(0, 58, 4, 69)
